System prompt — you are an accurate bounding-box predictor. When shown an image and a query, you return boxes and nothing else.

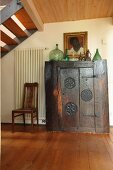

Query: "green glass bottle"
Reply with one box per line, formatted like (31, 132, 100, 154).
(65, 49, 69, 61)
(49, 44, 64, 61)
(92, 49, 102, 61)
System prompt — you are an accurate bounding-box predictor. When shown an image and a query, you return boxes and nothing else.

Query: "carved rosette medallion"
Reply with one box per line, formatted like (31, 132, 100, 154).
(64, 77, 76, 89)
(65, 102, 78, 116)
(81, 89, 93, 102)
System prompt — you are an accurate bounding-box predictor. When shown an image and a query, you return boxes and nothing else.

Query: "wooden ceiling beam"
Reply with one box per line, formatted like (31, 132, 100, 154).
(0, 31, 18, 45)
(21, 0, 44, 31)
(2, 45, 10, 52)
(0, 0, 23, 24)
(1, 47, 8, 52)
(3, 18, 28, 37)
(15, 8, 37, 30)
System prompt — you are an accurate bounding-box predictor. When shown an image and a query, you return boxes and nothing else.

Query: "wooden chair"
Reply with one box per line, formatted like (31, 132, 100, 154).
(12, 82, 38, 132)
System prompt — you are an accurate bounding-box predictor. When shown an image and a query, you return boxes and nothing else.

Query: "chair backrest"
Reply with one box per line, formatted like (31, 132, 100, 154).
(22, 82, 38, 109)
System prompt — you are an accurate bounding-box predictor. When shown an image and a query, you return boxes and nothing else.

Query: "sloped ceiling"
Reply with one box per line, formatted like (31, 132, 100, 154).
(21, 0, 113, 27)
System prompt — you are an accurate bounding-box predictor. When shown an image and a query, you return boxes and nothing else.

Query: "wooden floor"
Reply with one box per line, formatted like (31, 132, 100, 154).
(1, 124, 113, 170)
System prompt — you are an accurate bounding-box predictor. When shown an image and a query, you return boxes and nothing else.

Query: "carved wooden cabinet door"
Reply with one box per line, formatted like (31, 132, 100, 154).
(79, 68, 95, 132)
(58, 68, 79, 131)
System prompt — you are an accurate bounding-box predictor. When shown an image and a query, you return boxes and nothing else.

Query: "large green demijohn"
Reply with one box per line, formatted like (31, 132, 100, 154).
(92, 49, 102, 61)
(49, 44, 64, 61)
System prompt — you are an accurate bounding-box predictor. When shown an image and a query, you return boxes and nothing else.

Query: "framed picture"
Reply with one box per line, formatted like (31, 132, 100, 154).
(64, 31, 88, 59)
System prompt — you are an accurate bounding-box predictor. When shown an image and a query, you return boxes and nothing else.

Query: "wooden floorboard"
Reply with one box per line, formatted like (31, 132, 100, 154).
(1, 124, 113, 170)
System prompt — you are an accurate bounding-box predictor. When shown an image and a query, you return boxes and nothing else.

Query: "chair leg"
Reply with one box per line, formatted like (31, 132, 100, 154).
(23, 114, 25, 126)
(31, 112, 34, 131)
(36, 111, 38, 125)
(12, 112, 14, 132)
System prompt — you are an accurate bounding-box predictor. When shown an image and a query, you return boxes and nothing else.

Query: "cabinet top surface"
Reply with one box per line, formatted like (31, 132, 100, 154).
(45, 60, 107, 68)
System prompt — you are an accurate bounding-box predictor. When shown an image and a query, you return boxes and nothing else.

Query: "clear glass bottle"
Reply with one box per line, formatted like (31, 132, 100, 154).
(49, 44, 64, 61)
(92, 49, 102, 61)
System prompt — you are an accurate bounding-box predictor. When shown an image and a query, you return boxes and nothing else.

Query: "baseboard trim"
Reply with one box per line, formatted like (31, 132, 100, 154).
(1, 122, 46, 126)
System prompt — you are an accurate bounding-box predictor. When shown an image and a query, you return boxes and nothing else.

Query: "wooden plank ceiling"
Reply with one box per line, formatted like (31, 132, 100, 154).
(32, 0, 113, 23)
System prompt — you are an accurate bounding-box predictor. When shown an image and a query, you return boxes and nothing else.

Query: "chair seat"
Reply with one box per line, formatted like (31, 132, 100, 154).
(12, 108, 36, 113)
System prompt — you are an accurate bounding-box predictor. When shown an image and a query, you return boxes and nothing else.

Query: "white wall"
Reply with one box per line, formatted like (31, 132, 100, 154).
(1, 17, 113, 125)
(1, 53, 15, 122)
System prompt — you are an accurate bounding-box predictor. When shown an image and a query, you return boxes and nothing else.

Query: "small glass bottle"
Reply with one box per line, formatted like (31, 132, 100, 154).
(92, 49, 102, 61)
(65, 49, 69, 61)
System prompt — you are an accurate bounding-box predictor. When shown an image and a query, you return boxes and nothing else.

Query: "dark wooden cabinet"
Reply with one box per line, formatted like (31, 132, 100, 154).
(45, 60, 109, 133)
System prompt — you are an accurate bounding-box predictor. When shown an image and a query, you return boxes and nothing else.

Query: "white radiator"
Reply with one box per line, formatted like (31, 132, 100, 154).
(14, 48, 46, 124)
